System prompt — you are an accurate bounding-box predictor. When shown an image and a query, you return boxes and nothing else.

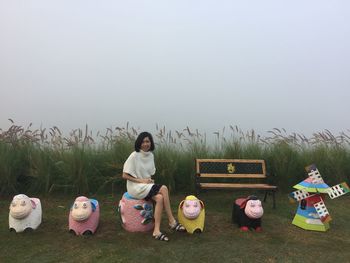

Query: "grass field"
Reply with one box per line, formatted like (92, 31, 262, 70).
(1, 191, 349, 263)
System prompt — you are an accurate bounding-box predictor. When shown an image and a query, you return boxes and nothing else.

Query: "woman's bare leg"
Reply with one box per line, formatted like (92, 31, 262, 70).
(158, 185, 176, 225)
(152, 194, 164, 236)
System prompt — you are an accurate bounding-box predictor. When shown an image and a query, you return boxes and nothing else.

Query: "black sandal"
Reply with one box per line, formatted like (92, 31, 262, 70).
(170, 221, 186, 232)
(153, 232, 169, 242)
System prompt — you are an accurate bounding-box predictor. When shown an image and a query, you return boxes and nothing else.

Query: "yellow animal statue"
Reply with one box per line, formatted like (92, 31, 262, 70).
(177, 195, 205, 234)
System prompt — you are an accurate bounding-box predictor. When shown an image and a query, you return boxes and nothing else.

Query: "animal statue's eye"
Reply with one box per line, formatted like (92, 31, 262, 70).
(82, 203, 87, 209)
(194, 203, 198, 207)
(74, 203, 78, 209)
(20, 201, 26, 206)
(11, 202, 16, 207)
(185, 204, 190, 208)
(250, 204, 255, 207)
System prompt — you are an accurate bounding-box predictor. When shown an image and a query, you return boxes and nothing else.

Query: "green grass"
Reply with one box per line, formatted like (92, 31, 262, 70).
(1, 192, 350, 263)
(1, 122, 350, 195)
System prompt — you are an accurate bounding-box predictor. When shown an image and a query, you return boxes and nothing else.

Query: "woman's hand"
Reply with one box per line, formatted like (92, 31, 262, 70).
(140, 178, 154, 184)
(122, 173, 154, 184)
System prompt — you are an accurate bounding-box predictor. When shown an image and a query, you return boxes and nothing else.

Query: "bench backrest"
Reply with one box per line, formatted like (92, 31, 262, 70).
(196, 159, 266, 178)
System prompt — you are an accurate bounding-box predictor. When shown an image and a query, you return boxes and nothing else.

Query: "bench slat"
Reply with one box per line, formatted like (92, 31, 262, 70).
(196, 159, 265, 163)
(196, 159, 266, 175)
(198, 174, 266, 179)
(200, 183, 277, 190)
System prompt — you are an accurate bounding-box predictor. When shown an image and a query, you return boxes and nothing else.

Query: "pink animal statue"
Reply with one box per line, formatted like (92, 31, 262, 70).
(118, 192, 154, 232)
(9, 194, 42, 233)
(232, 195, 264, 232)
(177, 195, 205, 234)
(69, 196, 100, 235)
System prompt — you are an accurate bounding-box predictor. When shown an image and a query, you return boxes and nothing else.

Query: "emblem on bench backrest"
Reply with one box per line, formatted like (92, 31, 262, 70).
(227, 163, 235, 173)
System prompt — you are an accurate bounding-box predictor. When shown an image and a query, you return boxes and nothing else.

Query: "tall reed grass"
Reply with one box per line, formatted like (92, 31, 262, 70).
(0, 120, 349, 195)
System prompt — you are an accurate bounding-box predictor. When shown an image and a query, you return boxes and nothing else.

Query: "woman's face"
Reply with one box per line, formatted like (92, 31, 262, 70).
(141, 137, 151, 152)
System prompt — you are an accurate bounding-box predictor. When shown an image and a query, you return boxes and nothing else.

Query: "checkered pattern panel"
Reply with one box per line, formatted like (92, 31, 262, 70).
(314, 200, 330, 220)
(307, 168, 325, 184)
(199, 161, 264, 174)
(328, 183, 350, 199)
(289, 189, 310, 201)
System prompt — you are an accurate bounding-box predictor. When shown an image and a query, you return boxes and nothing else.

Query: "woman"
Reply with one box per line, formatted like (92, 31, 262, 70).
(122, 131, 185, 241)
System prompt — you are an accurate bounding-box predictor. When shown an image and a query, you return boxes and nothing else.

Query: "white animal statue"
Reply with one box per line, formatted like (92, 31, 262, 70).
(9, 194, 42, 233)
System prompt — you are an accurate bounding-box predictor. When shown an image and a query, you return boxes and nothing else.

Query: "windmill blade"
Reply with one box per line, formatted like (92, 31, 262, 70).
(313, 200, 332, 223)
(327, 182, 350, 199)
(306, 166, 325, 184)
(289, 189, 311, 202)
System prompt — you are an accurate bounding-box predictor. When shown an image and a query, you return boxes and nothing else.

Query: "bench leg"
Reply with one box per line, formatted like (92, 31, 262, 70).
(263, 191, 268, 202)
(263, 190, 276, 209)
(195, 175, 201, 196)
(195, 187, 200, 196)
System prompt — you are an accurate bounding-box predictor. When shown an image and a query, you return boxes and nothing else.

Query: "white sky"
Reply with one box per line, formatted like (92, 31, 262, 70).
(1, 0, 349, 138)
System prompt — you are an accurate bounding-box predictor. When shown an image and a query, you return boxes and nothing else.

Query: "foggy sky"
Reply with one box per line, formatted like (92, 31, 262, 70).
(1, 0, 349, 138)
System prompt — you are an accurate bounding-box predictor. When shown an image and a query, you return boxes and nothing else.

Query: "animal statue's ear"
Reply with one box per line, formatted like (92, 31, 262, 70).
(199, 200, 205, 209)
(30, 199, 37, 209)
(179, 200, 185, 208)
(90, 200, 96, 212)
(239, 198, 249, 209)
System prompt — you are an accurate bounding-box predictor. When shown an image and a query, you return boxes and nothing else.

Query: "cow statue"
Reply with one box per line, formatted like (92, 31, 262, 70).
(232, 195, 264, 232)
(177, 195, 205, 234)
(9, 194, 42, 233)
(118, 192, 154, 232)
(69, 196, 100, 235)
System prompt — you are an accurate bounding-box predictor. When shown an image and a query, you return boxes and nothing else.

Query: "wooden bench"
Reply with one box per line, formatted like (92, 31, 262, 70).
(195, 159, 278, 208)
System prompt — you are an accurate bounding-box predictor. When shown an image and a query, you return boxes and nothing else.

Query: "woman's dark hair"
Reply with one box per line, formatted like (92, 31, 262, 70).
(134, 132, 155, 152)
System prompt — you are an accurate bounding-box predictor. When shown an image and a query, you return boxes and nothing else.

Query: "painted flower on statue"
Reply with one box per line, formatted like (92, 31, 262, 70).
(133, 203, 153, 224)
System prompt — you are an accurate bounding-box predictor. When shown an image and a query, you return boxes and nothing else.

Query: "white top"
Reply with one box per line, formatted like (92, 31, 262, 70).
(123, 150, 156, 199)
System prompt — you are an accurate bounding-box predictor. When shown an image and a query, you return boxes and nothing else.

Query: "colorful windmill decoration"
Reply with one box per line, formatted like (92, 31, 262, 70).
(289, 164, 350, 231)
